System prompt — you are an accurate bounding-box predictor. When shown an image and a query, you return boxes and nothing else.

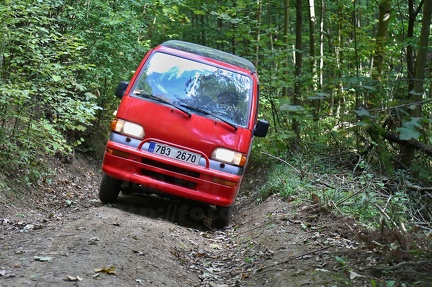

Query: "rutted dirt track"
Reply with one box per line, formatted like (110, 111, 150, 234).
(1, 154, 431, 286)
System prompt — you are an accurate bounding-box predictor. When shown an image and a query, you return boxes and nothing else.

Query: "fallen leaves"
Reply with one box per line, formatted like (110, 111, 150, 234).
(34, 256, 54, 262)
(89, 236, 100, 245)
(209, 243, 222, 250)
(65, 275, 83, 281)
(0, 268, 16, 278)
(0, 218, 45, 233)
(94, 265, 116, 275)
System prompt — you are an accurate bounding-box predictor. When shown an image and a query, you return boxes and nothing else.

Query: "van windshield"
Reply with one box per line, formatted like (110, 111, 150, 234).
(132, 52, 252, 127)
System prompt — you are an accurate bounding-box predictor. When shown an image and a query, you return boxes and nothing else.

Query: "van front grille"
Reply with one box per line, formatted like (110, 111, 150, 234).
(142, 158, 200, 178)
(141, 169, 197, 189)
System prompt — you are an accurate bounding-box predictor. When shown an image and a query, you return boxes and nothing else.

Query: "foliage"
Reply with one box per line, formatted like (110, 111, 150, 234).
(256, 145, 431, 230)
(58, 0, 152, 152)
(0, 0, 430, 228)
(0, 0, 99, 184)
(0, 0, 152, 185)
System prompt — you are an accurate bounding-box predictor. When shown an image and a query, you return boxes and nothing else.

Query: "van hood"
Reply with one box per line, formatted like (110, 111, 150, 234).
(116, 97, 253, 156)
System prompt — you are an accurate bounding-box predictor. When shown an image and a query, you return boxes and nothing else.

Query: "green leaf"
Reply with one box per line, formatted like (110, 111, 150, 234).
(280, 104, 305, 112)
(335, 256, 345, 264)
(354, 108, 371, 117)
(51, 75, 61, 82)
(397, 118, 422, 140)
(356, 121, 369, 127)
(397, 127, 420, 140)
(360, 85, 376, 91)
(408, 89, 423, 96)
(307, 92, 329, 100)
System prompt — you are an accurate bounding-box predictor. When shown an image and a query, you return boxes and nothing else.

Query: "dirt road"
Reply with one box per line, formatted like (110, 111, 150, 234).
(1, 154, 430, 286)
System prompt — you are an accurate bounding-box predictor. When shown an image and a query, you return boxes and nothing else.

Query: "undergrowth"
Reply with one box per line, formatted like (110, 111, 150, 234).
(254, 144, 432, 232)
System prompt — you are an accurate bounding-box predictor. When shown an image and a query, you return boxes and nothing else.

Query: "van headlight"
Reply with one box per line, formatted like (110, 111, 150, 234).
(111, 119, 144, 139)
(211, 148, 247, 166)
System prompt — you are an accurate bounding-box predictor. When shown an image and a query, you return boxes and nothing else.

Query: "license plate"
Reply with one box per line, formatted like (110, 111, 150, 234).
(148, 142, 201, 165)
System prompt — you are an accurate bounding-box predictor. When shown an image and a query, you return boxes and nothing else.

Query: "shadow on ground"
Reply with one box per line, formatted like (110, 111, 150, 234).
(111, 192, 214, 230)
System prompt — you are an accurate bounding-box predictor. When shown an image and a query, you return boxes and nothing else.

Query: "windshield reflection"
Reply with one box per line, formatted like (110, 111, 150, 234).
(132, 52, 252, 127)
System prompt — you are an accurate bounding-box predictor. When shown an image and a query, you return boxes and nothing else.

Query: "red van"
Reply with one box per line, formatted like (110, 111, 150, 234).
(99, 40, 269, 228)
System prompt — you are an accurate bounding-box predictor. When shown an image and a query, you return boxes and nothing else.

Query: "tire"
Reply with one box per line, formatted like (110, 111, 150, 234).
(212, 204, 235, 229)
(99, 174, 121, 203)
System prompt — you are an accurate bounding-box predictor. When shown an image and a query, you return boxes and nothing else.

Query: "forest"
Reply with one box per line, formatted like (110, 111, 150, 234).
(0, 0, 431, 234)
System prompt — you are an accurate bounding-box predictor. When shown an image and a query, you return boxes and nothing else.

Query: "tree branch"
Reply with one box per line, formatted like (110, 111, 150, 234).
(368, 124, 432, 157)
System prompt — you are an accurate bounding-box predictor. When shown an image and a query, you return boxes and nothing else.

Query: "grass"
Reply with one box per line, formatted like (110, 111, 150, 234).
(254, 147, 431, 230)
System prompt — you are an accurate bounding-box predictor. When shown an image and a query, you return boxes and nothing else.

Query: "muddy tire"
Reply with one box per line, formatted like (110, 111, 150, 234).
(99, 174, 121, 203)
(212, 204, 234, 229)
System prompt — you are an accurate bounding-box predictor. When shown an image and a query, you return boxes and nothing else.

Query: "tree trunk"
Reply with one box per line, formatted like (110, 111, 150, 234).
(282, 0, 289, 98)
(254, 0, 262, 67)
(319, 0, 324, 90)
(406, 0, 424, 94)
(200, 15, 206, 45)
(308, 0, 317, 90)
(293, 0, 303, 137)
(309, 0, 319, 120)
(412, 0, 431, 109)
(371, 0, 392, 82)
(401, 0, 432, 167)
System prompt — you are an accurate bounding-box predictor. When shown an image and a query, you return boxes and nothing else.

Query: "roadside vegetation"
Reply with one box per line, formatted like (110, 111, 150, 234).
(1, 0, 431, 269)
(256, 146, 431, 230)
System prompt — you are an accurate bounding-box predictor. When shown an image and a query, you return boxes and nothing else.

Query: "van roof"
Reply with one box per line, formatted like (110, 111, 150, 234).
(161, 40, 256, 73)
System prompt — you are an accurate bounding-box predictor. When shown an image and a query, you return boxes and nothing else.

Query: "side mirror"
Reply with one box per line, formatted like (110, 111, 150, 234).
(254, 119, 269, 137)
(115, 81, 129, 99)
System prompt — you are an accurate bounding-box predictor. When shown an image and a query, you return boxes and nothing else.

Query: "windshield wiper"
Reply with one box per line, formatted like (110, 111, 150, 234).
(180, 104, 238, 130)
(134, 93, 191, 117)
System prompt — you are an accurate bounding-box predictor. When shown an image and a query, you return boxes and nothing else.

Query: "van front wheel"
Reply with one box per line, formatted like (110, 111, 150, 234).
(212, 204, 234, 229)
(99, 174, 121, 203)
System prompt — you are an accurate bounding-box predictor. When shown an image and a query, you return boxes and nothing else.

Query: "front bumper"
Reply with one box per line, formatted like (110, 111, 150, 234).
(101, 134, 243, 207)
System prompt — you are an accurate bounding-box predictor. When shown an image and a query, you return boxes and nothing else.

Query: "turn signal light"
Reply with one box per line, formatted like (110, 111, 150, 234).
(212, 177, 237, 187)
(106, 148, 129, 159)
